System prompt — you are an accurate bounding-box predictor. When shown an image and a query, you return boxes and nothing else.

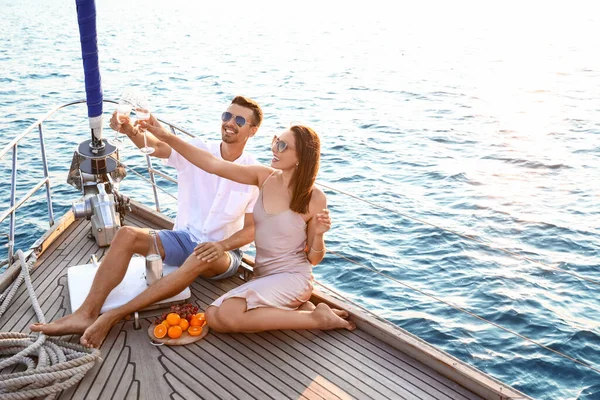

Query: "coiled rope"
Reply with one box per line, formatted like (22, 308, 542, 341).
(0, 250, 101, 400)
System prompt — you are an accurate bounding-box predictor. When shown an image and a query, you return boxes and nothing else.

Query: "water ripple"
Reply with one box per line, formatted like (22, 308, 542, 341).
(1, 1, 600, 399)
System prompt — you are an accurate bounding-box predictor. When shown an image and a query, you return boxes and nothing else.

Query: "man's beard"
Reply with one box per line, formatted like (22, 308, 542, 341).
(221, 132, 238, 143)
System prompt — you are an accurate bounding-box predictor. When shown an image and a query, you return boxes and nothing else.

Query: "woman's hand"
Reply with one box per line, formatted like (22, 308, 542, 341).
(313, 209, 331, 235)
(138, 114, 171, 142)
(194, 242, 226, 263)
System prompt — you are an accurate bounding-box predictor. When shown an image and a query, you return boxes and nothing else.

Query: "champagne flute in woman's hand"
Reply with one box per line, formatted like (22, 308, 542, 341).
(109, 88, 136, 148)
(136, 93, 154, 155)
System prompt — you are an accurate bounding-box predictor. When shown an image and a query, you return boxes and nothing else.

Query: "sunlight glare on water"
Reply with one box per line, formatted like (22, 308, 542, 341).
(1, 0, 599, 398)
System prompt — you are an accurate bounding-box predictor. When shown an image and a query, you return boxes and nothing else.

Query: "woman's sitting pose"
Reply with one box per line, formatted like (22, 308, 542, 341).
(142, 117, 355, 333)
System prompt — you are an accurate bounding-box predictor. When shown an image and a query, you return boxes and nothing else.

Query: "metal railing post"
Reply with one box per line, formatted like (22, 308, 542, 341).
(38, 123, 54, 226)
(8, 146, 17, 262)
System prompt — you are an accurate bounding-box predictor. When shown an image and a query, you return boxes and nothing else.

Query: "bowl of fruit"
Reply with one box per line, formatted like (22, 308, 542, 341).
(148, 303, 208, 345)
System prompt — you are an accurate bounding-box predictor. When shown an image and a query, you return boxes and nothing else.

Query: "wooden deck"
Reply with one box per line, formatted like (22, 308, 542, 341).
(0, 210, 506, 399)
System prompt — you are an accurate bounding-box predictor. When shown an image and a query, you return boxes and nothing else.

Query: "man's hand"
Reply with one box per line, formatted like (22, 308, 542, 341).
(313, 209, 332, 235)
(194, 242, 226, 263)
(109, 111, 135, 136)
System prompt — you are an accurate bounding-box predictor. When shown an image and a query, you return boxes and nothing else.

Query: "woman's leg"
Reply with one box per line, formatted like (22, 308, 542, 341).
(206, 298, 355, 333)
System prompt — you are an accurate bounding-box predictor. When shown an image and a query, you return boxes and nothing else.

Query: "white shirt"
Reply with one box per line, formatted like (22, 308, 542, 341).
(165, 137, 259, 250)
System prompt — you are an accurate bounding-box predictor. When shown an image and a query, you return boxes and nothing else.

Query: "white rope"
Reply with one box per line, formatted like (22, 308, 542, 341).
(0, 250, 101, 399)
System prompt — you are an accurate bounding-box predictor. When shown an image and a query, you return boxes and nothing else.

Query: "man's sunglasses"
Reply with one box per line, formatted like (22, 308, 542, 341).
(272, 135, 294, 153)
(221, 111, 253, 128)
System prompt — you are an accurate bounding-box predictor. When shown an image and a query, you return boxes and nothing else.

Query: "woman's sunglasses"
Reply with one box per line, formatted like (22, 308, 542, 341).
(272, 136, 294, 153)
(221, 111, 253, 128)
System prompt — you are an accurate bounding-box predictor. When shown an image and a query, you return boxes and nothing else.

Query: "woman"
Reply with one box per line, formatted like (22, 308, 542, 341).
(142, 118, 355, 333)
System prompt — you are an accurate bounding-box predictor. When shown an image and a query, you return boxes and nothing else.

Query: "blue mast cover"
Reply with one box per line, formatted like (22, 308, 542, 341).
(76, 0, 102, 118)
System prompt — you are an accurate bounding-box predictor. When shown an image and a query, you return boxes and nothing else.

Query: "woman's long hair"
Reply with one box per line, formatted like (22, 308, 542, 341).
(289, 125, 320, 214)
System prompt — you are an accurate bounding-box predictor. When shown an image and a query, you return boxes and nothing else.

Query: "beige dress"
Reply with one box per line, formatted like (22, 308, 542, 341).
(211, 177, 314, 311)
(211, 175, 313, 310)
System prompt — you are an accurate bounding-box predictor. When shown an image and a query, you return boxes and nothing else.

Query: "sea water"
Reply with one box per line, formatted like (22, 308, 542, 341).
(1, 1, 599, 398)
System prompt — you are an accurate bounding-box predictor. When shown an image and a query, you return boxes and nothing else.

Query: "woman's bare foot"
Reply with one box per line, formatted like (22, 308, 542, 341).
(331, 308, 349, 319)
(30, 311, 97, 336)
(80, 311, 119, 348)
(300, 301, 350, 319)
(299, 301, 316, 311)
(313, 303, 356, 331)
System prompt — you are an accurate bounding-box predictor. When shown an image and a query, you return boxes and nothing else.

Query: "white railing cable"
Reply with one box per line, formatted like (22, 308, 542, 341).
(109, 156, 177, 201)
(317, 182, 600, 287)
(318, 248, 600, 375)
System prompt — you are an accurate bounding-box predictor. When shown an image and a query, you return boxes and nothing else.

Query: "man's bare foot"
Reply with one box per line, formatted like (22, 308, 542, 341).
(29, 311, 97, 336)
(313, 303, 356, 331)
(80, 312, 118, 348)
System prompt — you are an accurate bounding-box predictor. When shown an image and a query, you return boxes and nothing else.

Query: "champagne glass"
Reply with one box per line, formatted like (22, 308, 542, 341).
(110, 88, 135, 147)
(136, 93, 154, 155)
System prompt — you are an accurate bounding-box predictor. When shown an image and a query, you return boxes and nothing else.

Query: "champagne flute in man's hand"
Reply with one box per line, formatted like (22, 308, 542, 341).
(110, 88, 136, 148)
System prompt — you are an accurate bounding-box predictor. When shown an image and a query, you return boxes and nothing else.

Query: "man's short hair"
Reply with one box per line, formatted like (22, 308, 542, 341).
(231, 96, 263, 128)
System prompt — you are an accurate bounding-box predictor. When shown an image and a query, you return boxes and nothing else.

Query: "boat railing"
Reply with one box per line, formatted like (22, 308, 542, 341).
(0, 101, 70, 263)
(0, 99, 193, 265)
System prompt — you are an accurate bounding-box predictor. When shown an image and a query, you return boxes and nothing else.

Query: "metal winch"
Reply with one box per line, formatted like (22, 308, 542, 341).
(67, 119, 129, 247)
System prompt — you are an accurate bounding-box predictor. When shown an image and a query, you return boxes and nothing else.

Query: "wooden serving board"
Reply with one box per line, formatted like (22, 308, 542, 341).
(148, 324, 209, 346)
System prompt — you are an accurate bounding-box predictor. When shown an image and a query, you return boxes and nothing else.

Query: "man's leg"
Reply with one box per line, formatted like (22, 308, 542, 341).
(80, 250, 231, 348)
(30, 226, 159, 336)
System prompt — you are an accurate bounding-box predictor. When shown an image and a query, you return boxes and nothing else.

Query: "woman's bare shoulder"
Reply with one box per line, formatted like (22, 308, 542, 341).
(257, 167, 280, 187)
(311, 186, 326, 201)
(308, 186, 327, 214)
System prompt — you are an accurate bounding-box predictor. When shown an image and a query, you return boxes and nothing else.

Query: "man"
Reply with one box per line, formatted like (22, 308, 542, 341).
(31, 96, 262, 347)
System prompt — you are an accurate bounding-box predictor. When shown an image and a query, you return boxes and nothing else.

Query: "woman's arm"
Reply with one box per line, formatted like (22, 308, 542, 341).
(110, 112, 173, 159)
(306, 188, 330, 266)
(141, 118, 271, 186)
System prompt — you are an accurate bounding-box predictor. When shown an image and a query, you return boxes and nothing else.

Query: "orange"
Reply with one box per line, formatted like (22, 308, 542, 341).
(167, 325, 183, 339)
(154, 324, 167, 339)
(190, 318, 203, 327)
(194, 313, 206, 321)
(179, 318, 189, 332)
(188, 326, 203, 336)
(166, 313, 181, 326)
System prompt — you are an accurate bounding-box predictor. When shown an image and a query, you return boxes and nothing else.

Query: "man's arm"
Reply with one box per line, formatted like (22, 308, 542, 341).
(194, 213, 255, 263)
